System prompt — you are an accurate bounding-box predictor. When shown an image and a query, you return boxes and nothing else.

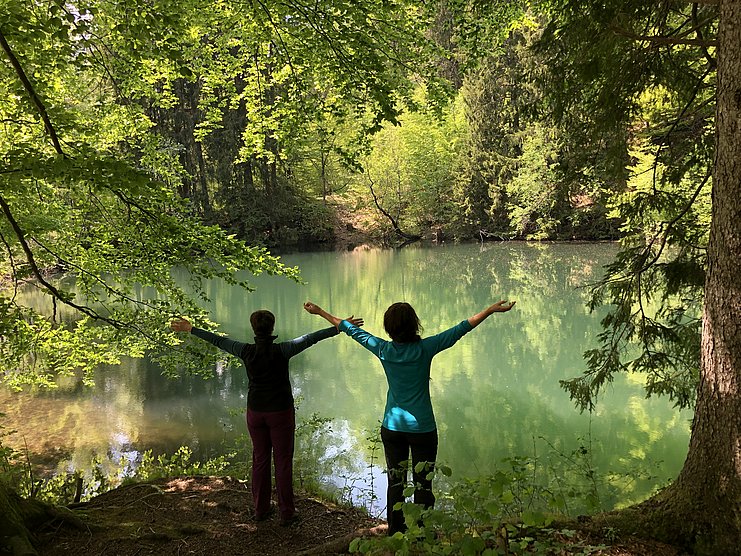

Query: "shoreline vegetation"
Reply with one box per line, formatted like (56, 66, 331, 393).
(265, 197, 621, 254)
(28, 474, 682, 556)
(1, 411, 682, 556)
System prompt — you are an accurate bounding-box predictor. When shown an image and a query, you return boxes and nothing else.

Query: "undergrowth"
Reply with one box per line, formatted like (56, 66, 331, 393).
(1, 411, 664, 555)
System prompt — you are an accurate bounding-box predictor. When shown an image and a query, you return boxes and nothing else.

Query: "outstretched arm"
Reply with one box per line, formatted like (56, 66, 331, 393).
(303, 301, 343, 328)
(305, 301, 386, 357)
(467, 300, 516, 328)
(170, 318, 193, 333)
(281, 314, 364, 359)
(170, 317, 246, 358)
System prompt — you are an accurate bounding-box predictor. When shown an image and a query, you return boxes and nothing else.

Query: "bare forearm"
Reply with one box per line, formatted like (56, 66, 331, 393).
(467, 309, 492, 328)
(316, 307, 343, 328)
(467, 300, 516, 328)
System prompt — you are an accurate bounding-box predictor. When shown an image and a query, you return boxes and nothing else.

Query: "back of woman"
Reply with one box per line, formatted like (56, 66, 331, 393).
(304, 298, 515, 536)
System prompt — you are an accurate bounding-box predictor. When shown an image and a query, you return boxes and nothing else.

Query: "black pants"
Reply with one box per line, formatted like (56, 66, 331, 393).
(380, 426, 438, 535)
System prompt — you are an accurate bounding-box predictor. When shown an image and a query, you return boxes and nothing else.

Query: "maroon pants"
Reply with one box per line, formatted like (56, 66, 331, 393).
(246, 407, 296, 519)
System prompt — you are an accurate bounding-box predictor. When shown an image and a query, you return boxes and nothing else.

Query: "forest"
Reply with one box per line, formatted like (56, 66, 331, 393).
(1, 0, 739, 555)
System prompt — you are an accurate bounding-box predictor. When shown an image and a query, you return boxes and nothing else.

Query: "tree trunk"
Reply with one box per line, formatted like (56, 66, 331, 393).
(194, 138, 212, 219)
(0, 481, 89, 556)
(677, 0, 741, 550)
(601, 3, 741, 553)
(0, 481, 37, 556)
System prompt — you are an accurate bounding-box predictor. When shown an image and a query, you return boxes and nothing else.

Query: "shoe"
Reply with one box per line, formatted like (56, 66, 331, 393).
(279, 512, 300, 527)
(253, 508, 274, 522)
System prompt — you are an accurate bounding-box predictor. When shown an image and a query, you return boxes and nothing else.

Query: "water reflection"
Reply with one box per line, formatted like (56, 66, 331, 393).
(2, 243, 691, 513)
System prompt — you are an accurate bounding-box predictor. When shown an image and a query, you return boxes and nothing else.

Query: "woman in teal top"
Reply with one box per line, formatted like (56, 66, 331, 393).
(304, 299, 515, 535)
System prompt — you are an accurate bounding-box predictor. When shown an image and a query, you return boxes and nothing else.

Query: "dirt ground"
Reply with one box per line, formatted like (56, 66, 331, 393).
(34, 476, 381, 556)
(31, 475, 685, 556)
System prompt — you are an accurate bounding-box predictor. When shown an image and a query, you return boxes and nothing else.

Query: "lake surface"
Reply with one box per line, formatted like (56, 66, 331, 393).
(1, 242, 692, 516)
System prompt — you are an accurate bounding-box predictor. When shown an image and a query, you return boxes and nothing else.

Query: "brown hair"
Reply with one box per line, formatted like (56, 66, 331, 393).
(383, 302, 422, 343)
(250, 310, 275, 337)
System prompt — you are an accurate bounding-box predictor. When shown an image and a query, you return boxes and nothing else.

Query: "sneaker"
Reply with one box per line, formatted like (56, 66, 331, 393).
(253, 508, 274, 522)
(279, 512, 300, 527)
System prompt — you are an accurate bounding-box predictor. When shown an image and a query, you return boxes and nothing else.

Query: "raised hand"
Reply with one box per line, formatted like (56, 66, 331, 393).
(468, 300, 516, 328)
(489, 300, 516, 313)
(304, 301, 343, 328)
(346, 315, 364, 327)
(170, 318, 193, 333)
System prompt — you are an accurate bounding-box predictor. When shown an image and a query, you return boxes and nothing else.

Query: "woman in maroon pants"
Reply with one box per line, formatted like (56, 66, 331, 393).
(171, 309, 362, 525)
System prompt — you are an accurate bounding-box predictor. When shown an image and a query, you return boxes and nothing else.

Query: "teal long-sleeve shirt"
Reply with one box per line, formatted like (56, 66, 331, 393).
(338, 319, 474, 433)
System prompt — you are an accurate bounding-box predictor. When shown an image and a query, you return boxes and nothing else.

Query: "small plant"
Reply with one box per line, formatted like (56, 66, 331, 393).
(294, 410, 336, 489)
(0, 413, 23, 487)
(358, 427, 384, 516)
(131, 446, 231, 481)
(349, 439, 634, 556)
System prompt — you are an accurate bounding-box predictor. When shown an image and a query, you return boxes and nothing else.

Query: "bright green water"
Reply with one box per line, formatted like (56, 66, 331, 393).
(2, 242, 691, 514)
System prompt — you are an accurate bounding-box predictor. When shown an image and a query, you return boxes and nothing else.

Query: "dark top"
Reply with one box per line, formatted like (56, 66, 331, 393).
(191, 326, 339, 412)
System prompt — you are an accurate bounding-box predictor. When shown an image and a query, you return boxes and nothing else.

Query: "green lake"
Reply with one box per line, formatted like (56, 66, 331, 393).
(1, 242, 692, 516)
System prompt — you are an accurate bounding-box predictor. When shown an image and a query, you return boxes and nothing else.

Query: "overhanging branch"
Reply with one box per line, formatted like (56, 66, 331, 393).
(366, 172, 421, 244)
(0, 27, 66, 156)
(0, 193, 123, 328)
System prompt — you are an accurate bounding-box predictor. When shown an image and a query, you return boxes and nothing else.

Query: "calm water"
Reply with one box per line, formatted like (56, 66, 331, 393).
(2, 243, 691, 514)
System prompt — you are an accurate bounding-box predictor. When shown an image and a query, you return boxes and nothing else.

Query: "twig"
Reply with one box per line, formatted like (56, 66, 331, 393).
(610, 26, 717, 47)
(366, 172, 421, 244)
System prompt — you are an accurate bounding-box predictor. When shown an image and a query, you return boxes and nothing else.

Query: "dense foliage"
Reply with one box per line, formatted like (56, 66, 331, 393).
(0, 1, 319, 386)
(536, 0, 716, 410)
(1, 0, 597, 390)
(0, 0, 721, 450)
(0, 0, 720, 480)
(0, 0, 442, 387)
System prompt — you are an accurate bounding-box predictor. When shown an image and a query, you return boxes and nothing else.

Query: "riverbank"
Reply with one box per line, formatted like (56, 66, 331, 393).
(26, 474, 684, 556)
(33, 475, 384, 556)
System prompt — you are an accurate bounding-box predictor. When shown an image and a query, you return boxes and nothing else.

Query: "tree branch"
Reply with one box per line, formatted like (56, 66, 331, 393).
(0, 230, 21, 301)
(610, 26, 718, 47)
(0, 193, 123, 328)
(366, 172, 421, 244)
(692, 3, 717, 68)
(636, 169, 711, 280)
(0, 28, 66, 156)
(30, 236, 167, 315)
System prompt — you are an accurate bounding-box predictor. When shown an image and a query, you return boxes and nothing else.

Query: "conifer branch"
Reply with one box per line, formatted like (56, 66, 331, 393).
(611, 27, 717, 47)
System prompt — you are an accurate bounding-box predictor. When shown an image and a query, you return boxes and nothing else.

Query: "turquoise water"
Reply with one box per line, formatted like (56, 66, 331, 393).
(1, 242, 691, 515)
